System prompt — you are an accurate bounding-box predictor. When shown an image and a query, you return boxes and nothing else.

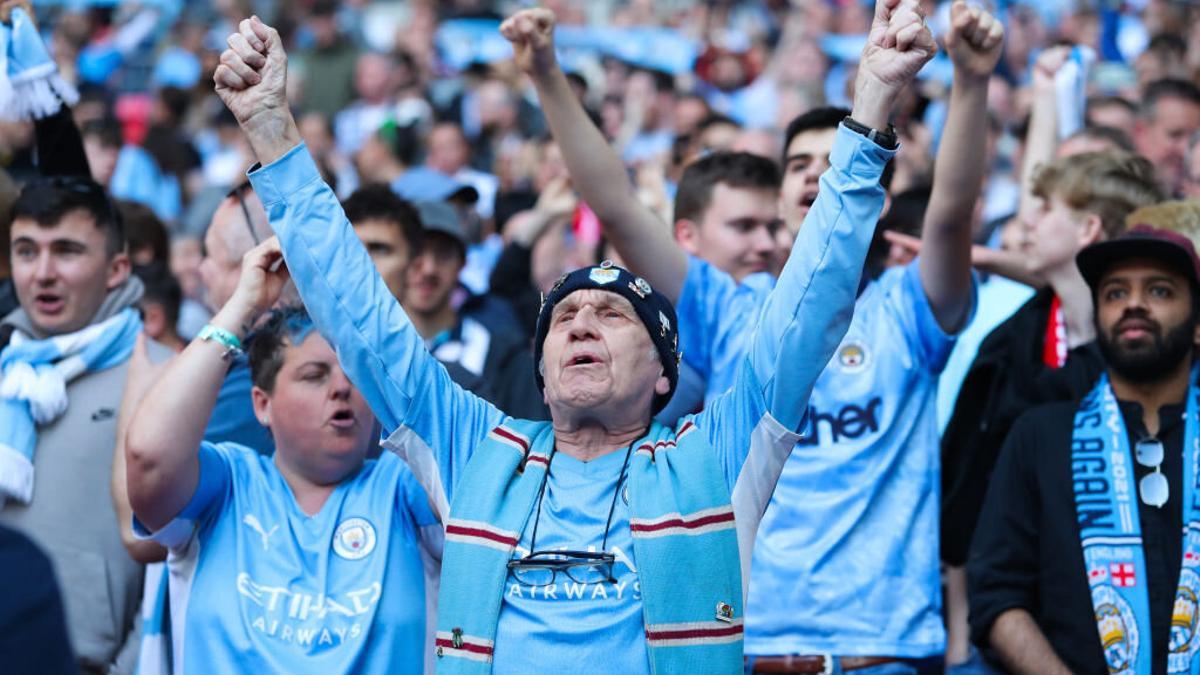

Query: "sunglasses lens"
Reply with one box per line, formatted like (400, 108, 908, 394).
(1140, 472, 1169, 508)
(1135, 439, 1165, 467)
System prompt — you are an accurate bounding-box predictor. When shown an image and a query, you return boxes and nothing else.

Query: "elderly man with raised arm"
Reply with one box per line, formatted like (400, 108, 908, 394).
(211, 3, 933, 671)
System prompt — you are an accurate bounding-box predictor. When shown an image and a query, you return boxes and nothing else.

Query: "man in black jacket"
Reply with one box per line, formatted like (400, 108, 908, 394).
(969, 225, 1200, 674)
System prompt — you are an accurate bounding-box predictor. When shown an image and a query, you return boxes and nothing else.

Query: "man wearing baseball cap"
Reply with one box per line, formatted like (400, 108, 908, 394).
(405, 200, 546, 419)
(969, 225, 1200, 674)
(208, 0, 925, 669)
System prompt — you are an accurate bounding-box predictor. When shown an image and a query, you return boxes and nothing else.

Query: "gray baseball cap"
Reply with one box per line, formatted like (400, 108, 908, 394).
(414, 200, 468, 251)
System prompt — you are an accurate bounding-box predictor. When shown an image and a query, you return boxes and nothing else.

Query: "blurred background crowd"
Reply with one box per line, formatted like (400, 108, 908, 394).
(0, 0, 1197, 352)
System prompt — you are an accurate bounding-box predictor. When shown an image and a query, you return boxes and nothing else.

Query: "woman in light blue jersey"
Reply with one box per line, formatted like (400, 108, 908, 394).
(125, 240, 437, 674)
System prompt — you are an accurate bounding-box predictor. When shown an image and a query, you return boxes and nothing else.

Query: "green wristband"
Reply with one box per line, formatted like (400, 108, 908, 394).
(197, 324, 245, 361)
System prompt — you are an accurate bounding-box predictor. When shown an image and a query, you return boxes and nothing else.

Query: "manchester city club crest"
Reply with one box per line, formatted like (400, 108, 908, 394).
(837, 341, 868, 373)
(332, 517, 377, 560)
(1094, 584, 1140, 674)
(589, 267, 620, 285)
(1171, 568, 1200, 671)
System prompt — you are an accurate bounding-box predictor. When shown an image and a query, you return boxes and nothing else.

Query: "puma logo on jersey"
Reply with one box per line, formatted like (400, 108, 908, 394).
(243, 514, 279, 551)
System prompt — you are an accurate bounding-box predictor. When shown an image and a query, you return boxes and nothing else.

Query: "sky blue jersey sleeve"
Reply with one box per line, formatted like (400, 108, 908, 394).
(891, 258, 977, 373)
(696, 125, 894, 488)
(248, 144, 505, 508)
(132, 441, 234, 549)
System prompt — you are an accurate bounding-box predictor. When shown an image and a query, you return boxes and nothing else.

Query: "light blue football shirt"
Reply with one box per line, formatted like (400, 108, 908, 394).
(139, 442, 435, 674)
(492, 448, 649, 674)
(745, 260, 962, 657)
(678, 256, 969, 657)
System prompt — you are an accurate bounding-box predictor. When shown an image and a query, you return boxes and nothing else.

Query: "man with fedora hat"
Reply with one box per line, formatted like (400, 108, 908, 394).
(208, 0, 932, 668)
(970, 225, 1200, 674)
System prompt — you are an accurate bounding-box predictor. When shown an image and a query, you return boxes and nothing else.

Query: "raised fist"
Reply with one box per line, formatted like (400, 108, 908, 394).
(213, 17, 288, 129)
(1030, 45, 1071, 95)
(945, 2, 1005, 80)
(859, 0, 937, 95)
(499, 8, 559, 76)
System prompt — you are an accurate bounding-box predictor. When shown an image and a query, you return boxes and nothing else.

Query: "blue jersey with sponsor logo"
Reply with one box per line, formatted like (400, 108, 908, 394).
(749, 261, 964, 656)
(679, 257, 967, 657)
(139, 442, 435, 674)
(492, 449, 649, 673)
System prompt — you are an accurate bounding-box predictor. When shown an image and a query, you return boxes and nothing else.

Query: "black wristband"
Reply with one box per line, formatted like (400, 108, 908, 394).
(842, 116, 899, 150)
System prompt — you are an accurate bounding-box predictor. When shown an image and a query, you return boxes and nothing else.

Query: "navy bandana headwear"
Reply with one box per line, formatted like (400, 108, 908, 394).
(533, 261, 680, 413)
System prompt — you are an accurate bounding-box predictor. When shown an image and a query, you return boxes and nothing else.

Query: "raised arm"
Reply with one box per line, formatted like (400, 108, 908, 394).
(501, 10, 688, 301)
(214, 18, 504, 513)
(701, 0, 934, 455)
(1017, 47, 1071, 229)
(918, 2, 1002, 332)
(126, 240, 286, 531)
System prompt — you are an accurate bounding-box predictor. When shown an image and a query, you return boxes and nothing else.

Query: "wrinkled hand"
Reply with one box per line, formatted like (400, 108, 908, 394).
(1031, 46, 1071, 95)
(223, 237, 291, 327)
(214, 17, 287, 128)
(945, 2, 1004, 79)
(499, 8, 558, 77)
(859, 0, 937, 95)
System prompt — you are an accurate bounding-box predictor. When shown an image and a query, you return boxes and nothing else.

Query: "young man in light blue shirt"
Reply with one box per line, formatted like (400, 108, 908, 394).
(208, 2, 934, 671)
(528, 2, 1004, 672)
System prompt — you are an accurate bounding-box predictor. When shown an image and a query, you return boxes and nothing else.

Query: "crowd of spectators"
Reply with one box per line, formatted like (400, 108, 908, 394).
(2, 0, 1200, 673)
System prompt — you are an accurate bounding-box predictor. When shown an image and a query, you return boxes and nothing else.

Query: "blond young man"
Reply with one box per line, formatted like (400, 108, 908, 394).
(942, 151, 1165, 577)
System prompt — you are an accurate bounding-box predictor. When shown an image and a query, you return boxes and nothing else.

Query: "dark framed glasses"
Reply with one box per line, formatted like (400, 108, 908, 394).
(506, 550, 616, 587)
(507, 441, 635, 588)
(1135, 438, 1168, 507)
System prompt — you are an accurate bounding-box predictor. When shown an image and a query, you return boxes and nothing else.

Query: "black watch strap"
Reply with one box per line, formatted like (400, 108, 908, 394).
(842, 116, 899, 150)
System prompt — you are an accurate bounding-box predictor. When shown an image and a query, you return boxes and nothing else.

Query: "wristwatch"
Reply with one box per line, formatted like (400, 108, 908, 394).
(842, 116, 899, 150)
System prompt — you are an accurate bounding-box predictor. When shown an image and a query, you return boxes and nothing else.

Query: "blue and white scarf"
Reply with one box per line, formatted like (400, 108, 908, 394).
(136, 562, 171, 675)
(433, 418, 744, 674)
(0, 308, 141, 504)
(0, 6, 79, 122)
(1072, 370, 1200, 675)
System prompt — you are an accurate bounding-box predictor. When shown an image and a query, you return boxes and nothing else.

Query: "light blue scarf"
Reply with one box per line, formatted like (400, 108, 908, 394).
(0, 6, 79, 122)
(0, 308, 141, 504)
(1072, 370, 1200, 674)
(434, 417, 744, 673)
